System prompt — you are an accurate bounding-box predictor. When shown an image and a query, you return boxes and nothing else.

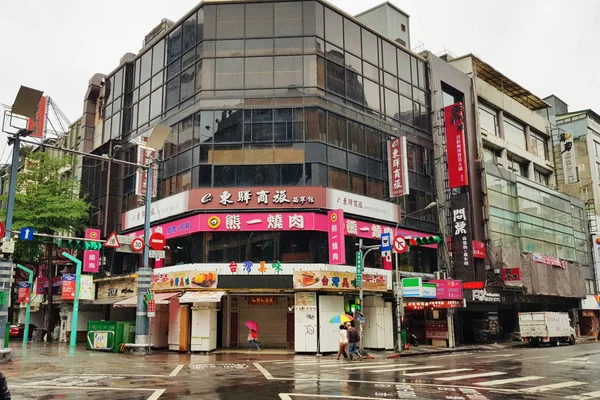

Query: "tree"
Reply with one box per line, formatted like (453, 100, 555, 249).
(2, 152, 91, 261)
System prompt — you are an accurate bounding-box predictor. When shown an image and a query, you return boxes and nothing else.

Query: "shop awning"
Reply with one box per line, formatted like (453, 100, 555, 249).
(91, 298, 121, 305)
(179, 291, 227, 304)
(113, 292, 181, 308)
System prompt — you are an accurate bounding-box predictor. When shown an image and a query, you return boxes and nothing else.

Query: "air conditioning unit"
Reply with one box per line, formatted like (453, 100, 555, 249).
(434, 271, 447, 280)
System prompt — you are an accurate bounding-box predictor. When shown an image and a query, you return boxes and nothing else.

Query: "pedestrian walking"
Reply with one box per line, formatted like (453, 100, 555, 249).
(0, 371, 10, 400)
(247, 329, 260, 351)
(346, 321, 363, 361)
(336, 324, 350, 361)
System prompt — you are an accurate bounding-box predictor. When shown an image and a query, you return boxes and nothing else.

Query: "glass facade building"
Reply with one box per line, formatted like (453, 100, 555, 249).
(88, 0, 438, 273)
(487, 171, 589, 266)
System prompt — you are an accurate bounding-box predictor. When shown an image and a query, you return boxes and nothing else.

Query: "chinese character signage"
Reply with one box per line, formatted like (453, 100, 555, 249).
(444, 102, 469, 188)
(83, 228, 101, 273)
(450, 193, 474, 281)
(560, 132, 578, 184)
(425, 321, 449, 340)
(429, 279, 463, 300)
(248, 296, 277, 305)
(327, 188, 399, 223)
(387, 137, 409, 197)
(293, 271, 387, 292)
(188, 186, 326, 210)
(152, 271, 217, 290)
(27, 96, 47, 139)
(62, 274, 76, 300)
(472, 240, 486, 259)
(18, 282, 31, 303)
(135, 145, 158, 198)
(328, 210, 346, 265)
(531, 253, 567, 269)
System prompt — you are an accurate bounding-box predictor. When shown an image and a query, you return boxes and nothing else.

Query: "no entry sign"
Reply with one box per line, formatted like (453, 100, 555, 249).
(149, 232, 166, 250)
(393, 236, 407, 254)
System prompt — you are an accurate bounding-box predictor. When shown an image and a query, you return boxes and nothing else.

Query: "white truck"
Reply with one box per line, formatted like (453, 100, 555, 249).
(518, 312, 576, 347)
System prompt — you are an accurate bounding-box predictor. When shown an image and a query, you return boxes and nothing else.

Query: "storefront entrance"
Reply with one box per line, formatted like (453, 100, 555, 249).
(229, 294, 293, 349)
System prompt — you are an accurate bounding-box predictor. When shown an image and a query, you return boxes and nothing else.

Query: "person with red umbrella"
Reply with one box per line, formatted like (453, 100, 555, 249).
(245, 320, 260, 351)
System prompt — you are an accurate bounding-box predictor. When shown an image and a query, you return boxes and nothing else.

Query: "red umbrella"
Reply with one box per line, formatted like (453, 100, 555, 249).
(245, 320, 259, 331)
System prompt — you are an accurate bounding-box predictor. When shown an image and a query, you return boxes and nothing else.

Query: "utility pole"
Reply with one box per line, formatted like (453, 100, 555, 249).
(133, 124, 169, 354)
(0, 132, 26, 356)
(134, 163, 153, 354)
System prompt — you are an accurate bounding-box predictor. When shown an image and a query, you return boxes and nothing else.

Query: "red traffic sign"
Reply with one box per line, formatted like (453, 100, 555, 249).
(131, 237, 145, 253)
(149, 232, 166, 250)
(147, 299, 156, 318)
(0, 221, 5, 238)
(393, 236, 407, 254)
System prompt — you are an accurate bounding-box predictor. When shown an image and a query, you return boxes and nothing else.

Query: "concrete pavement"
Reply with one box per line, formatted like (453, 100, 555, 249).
(2, 341, 600, 399)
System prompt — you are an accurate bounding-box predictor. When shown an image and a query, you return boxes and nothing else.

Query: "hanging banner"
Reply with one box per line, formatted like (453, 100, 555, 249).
(328, 210, 346, 265)
(444, 102, 469, 188)
(83, 228, 101, 273)
(560, 132, 577, 184)
(27, 96, 47, 139)
(18, 282, 31, 303)
(387, 137, 409, 197)
(450, 192, 474, 281)
(135, 145, 158, 198)
(62, 274, 77, 300)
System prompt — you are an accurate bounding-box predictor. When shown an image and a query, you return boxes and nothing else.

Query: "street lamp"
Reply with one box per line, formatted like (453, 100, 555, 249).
(0, 86, 43, 358)
(134, 124, 169, 355)
(393, 200, 437, 352)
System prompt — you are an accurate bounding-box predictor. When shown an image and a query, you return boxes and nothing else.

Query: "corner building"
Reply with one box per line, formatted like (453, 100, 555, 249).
(81, 0, 440, 352)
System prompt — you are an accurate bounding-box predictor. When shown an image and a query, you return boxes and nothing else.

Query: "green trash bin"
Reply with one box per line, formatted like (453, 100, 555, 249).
(87, 321, 116, 351)
(121, 322, 136, 345)
(401, 329, 407, 347)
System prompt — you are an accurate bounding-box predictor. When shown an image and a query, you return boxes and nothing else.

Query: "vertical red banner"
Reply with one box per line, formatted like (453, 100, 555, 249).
(61, 274, 76, 300)
(387, 137, 409, 197)
(83, 228, 101, 273)
(18, 282, 31, 303)
(27, 96, 47, 139)
(444, 102, 469, 188)
(328, 210, 346, 265)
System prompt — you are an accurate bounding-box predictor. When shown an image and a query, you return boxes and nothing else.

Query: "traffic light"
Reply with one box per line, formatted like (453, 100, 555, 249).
(409, 236, 442, 246)
(57, 239, 102, 251)
(355, 299, 361, 312)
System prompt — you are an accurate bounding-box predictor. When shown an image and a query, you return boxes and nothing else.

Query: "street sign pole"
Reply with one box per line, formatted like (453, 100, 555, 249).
(0, 133, 23, 358)
(61, 252, 82, 348)
(395, 250, 404, 352)
(16, 265, 33, 345)
(135, 163, 153, 354)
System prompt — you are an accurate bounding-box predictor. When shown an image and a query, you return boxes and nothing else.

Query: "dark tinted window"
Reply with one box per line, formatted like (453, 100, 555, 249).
(326, 61, 345, 96)
(182, 14, 197, 52)
(327, 113, 347, 148)
(167, 26, 182, 64)
(306, 108, 327, 141)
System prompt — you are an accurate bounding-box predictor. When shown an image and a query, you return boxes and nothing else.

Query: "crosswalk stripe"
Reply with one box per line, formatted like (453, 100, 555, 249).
(521, 381, 586, 394)
(435, 371, 506, 381)
(375, 365, 443, 373)
(475, 353, 518, 359)
(566, 390, 600, 399)
(405, 368, 472, 377)
(341, 363, 413, 371)
(476, 376, 543, 387)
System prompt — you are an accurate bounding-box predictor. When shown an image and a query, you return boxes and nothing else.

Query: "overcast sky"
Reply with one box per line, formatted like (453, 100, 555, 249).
(1, 0, 598, 126)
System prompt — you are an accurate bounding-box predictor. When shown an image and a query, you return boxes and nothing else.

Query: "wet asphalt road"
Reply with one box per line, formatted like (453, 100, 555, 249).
(2, 342, 600, 399)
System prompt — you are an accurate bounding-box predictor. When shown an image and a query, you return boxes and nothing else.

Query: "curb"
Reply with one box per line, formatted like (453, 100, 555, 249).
(384, 345, 516, 359)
